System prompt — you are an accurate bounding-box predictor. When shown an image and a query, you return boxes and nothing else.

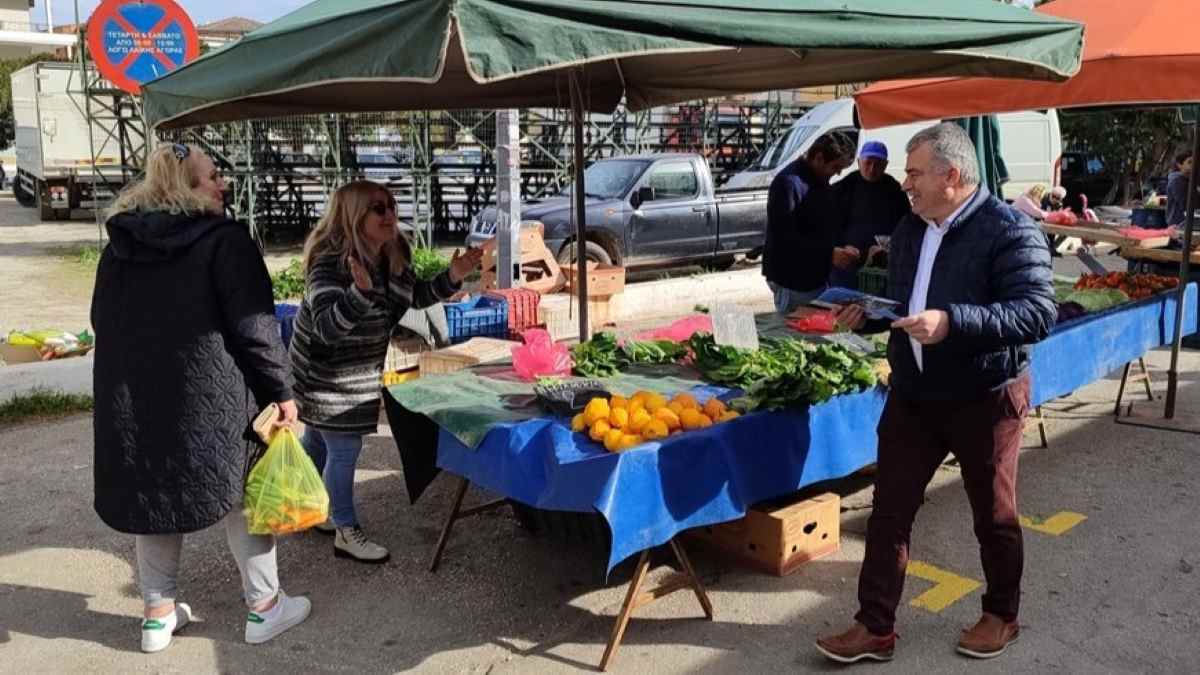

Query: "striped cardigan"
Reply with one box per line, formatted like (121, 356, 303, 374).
(289, 251, 458, 433)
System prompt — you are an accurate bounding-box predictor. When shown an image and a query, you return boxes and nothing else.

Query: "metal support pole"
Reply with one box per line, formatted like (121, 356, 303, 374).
(495, 109, 521, 288)
(1164, 110, 1200, 419)
(569, 71, 590, 341)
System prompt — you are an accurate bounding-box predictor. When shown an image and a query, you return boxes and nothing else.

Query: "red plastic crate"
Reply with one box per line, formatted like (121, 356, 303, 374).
(484, 288, 541, 337)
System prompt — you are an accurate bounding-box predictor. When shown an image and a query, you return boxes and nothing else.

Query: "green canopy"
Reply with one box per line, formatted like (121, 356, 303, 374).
(951, 115, 1009, 198)
(143, 0, 1084, 129)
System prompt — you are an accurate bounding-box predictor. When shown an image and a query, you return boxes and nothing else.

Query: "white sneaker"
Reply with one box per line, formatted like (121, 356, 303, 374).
(141, 602, 192, 653)
(334, 526, 390, 564)
(313, 519, 336, 535)
(245, 591, 312, 645)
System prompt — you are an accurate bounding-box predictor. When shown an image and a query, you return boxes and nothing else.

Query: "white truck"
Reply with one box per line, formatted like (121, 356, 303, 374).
(11, 62, 123, 220)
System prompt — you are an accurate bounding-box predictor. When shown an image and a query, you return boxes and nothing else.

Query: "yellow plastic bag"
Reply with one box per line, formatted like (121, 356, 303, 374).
(244, 428, 330, 535)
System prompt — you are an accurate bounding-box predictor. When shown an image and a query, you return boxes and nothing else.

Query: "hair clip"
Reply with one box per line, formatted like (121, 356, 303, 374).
(171, 144, 190, 162)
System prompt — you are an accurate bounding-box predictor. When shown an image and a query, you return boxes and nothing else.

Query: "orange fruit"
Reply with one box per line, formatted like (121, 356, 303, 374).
(604, 428, 625, 452)
(609, 395, 629, 410)
(628, 409, 653, 434)
(609, 407, 629, 429)
(672, 393, 700, 409)
(618, 434, 643, 451)
(643, 420, 669, 440)
(680, 408, 708, 431)
(667, 401, 687, 417)
(628, 398, 646, 417)
(718, 410, 741, 423)
(644, 394, 668, 413)
(702, 398, 727, 420)
(583, 398, 610, 426)
(653, 407, 681, 431)
(589, 418, 611, 441)
(571, 413, 586, 432)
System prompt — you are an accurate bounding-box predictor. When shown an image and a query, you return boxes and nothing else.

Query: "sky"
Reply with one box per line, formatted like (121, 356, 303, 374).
(31, 0, 312, 27)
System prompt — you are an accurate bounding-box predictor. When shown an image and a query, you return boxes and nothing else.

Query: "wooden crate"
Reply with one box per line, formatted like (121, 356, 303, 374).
(562, 262, 626, 297)
(686, 493, 840, 576)
(385, 335, 430, 372)
(418, 337, 520, 376)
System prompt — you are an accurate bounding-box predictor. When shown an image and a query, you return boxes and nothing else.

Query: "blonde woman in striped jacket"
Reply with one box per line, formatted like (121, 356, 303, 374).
(289, 180, 482, 563)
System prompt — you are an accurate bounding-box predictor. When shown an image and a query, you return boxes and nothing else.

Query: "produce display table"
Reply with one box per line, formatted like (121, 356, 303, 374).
(1120, 246, 1200, 266)
(382, 285, 1196, 668)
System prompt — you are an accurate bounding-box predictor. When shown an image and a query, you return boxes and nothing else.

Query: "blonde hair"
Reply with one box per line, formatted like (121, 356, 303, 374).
(1026, 184, 1048, 201)
(108, 144, 217, 218)
(302, 180, 410, 275)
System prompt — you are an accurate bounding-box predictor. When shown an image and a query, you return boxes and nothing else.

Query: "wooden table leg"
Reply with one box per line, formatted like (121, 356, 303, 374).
(669, 539, 714, 620)
(1034, 406, 1048, 449)
(429, 475, 470, 573)
(599, 550, 651, 671)
(1138, 357, 1154, 401)
(1115, 361, 1133, 416)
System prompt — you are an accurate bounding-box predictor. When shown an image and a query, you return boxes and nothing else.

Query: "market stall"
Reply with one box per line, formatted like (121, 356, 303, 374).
(383, 282, 1195, 668)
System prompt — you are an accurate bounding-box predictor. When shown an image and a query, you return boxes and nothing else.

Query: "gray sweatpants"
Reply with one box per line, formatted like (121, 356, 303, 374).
(135, 507, 278, 609)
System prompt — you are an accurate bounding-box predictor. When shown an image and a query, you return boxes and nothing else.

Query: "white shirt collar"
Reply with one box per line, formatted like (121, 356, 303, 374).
(922, 188, 979, 232)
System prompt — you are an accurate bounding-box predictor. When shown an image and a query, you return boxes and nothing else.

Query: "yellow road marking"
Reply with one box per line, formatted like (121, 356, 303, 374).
(906, 561, 981, 613)
(1019, 511, 1087, 536)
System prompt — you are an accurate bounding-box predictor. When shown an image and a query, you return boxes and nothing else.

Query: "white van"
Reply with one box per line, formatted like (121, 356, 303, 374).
(725, 98, 1061, 202)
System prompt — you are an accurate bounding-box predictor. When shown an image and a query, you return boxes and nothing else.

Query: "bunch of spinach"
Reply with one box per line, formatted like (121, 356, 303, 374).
(688, 333, 877, 411)
(571, 333, 690, 378)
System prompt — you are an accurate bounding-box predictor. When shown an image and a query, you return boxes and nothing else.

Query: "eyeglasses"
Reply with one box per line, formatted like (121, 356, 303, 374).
(368, 201, 396, 217)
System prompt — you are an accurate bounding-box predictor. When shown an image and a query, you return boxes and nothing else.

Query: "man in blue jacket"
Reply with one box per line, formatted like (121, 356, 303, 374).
(817, 123, 1056, 664)
(762, 131, 857, 314)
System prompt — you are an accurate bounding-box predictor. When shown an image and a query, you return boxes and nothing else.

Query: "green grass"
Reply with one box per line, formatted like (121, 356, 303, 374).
(58, 244, 102, 269)
(0, 388, 94, 428)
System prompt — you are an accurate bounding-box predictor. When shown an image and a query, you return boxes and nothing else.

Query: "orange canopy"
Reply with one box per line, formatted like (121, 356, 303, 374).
(854, 0, 1200, 128)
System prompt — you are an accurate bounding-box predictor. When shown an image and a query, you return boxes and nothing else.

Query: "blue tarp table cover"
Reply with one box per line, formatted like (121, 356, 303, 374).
(402, 285, 1196, 571)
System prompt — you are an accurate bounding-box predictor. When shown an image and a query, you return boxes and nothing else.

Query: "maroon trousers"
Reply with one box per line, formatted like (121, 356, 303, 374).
(855, 374, 1030, 636)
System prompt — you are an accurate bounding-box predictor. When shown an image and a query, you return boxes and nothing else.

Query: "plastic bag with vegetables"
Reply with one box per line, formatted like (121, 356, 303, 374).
(244, 428, 329, 535)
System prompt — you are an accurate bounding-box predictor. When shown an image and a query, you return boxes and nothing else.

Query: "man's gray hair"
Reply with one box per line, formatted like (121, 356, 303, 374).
(906, 122, 980, 187)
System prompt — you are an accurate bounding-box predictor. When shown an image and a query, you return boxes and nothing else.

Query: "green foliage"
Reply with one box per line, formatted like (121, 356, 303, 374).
(1060, 109, 1189, 203)
(570, 332, 689, 378)
(0, 388, 94, 427)
(271, 258, 305, 300)
(411, 247, 449, 281)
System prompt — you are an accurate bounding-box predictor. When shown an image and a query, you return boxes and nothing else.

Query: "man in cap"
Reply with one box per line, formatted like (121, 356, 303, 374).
(763, 130, 857, 315)
(829, 141, 912, 288)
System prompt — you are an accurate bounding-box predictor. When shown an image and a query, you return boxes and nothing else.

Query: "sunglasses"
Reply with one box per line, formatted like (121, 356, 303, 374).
(368, 201, 396, 217)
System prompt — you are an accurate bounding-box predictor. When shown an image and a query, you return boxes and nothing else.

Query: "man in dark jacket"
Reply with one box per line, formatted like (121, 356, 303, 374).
(817, 123, 1056, 664)
(1166, 151, 1198, 228)
(762, 130, 857, 314)
(829, 141, 911, 288)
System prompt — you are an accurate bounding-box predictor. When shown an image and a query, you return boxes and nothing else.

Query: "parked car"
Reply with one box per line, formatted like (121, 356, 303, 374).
(356, 152, 406, 183)
(1060, 152, 1116, 206)
(725, 97, 1063, 202)
(466, 153, 767, 269)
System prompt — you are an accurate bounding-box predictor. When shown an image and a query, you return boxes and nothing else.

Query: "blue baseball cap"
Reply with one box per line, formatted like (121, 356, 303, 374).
(859, 141, 888, 161)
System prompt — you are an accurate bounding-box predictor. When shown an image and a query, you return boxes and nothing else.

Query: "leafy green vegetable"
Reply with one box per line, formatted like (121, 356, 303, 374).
(622, 339, 688, 365)
(688, 333, 876, 411)
(271, 258, 305, 300)
(571, 332, 625, 378)
(412, 247, 450, 281)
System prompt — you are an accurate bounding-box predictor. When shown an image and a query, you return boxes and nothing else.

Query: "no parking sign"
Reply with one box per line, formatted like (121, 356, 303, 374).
(86, 0, 200, 95)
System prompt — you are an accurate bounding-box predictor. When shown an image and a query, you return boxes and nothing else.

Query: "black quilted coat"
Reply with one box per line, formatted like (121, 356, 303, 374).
(92, 210, 293, 535)
(873, 189, 1056, 402)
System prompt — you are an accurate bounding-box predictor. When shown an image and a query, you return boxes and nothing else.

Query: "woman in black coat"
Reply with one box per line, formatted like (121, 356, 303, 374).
(92, 144, 311, 653)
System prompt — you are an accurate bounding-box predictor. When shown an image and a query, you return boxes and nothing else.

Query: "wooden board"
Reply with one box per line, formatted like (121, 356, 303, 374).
(418, 337, 520, 375)
(1120, 246, 1200, 265)
(1040, 223, 1171, 249)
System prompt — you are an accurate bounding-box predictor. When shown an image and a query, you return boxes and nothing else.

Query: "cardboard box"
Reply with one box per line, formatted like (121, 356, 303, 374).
(686, 493, 840, 576)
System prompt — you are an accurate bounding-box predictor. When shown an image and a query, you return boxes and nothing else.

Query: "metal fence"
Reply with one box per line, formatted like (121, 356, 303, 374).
(157, 92, 834, 244)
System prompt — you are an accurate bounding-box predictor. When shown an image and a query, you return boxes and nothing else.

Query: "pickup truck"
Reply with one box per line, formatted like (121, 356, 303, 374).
(465, 153, 768, 269)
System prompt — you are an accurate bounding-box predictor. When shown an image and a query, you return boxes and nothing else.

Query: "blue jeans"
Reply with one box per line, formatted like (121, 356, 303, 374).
(302, 427, 365, 528)
(769, 282, 826, 316)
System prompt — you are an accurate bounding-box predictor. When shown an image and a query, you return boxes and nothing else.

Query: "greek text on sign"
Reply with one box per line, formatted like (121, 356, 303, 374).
(86, 0, 200, 95)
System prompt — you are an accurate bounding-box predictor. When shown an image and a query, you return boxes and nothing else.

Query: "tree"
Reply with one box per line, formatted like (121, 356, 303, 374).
(0, 53, 68, 149)
(1060, 109, 1189, 204)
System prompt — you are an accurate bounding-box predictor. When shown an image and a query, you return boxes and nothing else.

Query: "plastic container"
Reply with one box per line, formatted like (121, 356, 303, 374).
(274, 303, 300, 348)
(1131, 207, 1167, 229)
(857, 267, 887, 296)
(484, 287, 541, 338)
(444, 295, 509, 344)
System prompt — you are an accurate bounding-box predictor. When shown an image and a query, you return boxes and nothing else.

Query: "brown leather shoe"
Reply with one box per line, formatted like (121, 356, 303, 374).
(957, 612, 1020, 659)
(816, 622, 897, 664)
